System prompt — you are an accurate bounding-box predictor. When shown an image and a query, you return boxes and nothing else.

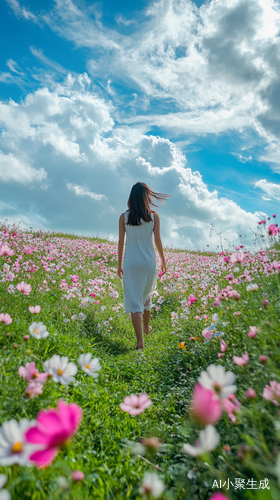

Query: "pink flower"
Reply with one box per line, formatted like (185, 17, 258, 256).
(23, 335, 30, 341)
(218, 353, 223, 358)
(268, 224, 278, 236)
(248, 326, 259, 338)
(213, 299, 220, 307)
(262, 299, 269, 307)
(273, 214, 276, 218)
(0, 243, 15, 256)
(72, 470, 84, 481)
(262, 381, 280, 406)
(25, 400, 83, 467)
(225, 273, 234, 280)
(18, 362, 49, 384)
(259, 355, 268, 363)
(220, 340, 227, 352)
(190, 384, 222, 426)
(228, 291, 240, 300)
(258, 220, 266, 225)
(17, 281, 32, 295)
(233, 311, 241, 316)
(25, 381, 44, 399)
(222, 394, 240, 422)
(210, 493, 230, 500)
(187, 294, 197, 307)
(29, 306, 41, 314)
(202, 328, 212, 339)
(0, 313, 12, 325)
(120, 394, 152, 415)
(230, 252, 245, 264)
(245, 388, 256, 399)
(233, 351, 249, 366)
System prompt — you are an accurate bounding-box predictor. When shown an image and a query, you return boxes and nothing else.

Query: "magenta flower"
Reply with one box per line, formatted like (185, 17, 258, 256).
(120, 394, 152, 415)
(245, 388, 256, 399)
(220, 340, 227, 352)
(29, 306, 41, 314)
(0, 313, 12, 325)
(18, 362, 49, 384)
(268, 224, 278, 236)
(258, 220, 266, 225)
(187, 294, 197, 306)
(222, 394, 240, 422)
(248, 326, 259, 338)
(273, 214, 276, 218)
(210, 493, 230, 500)
(17, 281, 32, 295)
(25, 400, 83, 467)
(262, 381, 280, 406)
(190, 384, 222, 426)
(233, 351, 249, 366)
(0, 243, 15, 256)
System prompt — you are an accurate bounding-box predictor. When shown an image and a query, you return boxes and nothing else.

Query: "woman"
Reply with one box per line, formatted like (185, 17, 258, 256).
(118, 182, 169, 349)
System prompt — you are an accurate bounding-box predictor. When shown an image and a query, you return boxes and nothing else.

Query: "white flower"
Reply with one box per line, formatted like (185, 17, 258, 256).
(181, 425, 220, 457)
(29, 322, 49, 339)
(198, 364, 237, 398)
(43, 355, 77, 385)
(139, 473, 165, 499)
(0, 475, 11, 500)
(78, 354, 101, 378)
(0, 419, 35, 466)
(246, 283, 258, 292)
(7, 285, 14, 294)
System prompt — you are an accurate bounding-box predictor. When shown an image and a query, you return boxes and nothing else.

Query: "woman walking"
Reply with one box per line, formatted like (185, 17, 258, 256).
(118, 182, 169, 349)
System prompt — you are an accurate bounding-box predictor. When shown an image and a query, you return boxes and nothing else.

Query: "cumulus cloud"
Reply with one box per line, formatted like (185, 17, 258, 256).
(255, 178, 280, 200)
(66, 182, 107, 201)
(0, 151, 47, 184)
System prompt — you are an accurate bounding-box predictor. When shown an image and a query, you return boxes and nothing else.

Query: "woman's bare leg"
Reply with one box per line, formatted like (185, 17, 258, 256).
(131, 312, 144, 349)
(143, 309, 151, 336)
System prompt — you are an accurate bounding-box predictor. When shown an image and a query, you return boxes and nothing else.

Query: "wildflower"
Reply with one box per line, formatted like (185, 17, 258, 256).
(29, 306, 41, 314)
(198, 364, 237, 398)
(178, 342, 186, 349)
(210, 494, 230, 500)
(78, 354, 101, 378)
(222, 394, 240, 422)
(233, 351, 249, 366)
(29, 322, 49, 339)
(246, 283, 258, 291)
(0, 314, 12, 325)
(25, 381, 44, 399)
(248, 326, 259, 338)
(233, 311, 241, 316)
(16, 282, 32, 295)
(273, 214, 276, 218)
(187, 294, 197, 306)
(245, 388, 256, 399)
(228, 291, 240, 300)
(230, 252, 245, 264)
(220, 340, 227, 352)
(0, 474, 11, 500)
(218, 353, 223, 358)
(262, 299, 269, 307)
(18, 362, 49, 384)
(259, 355, 268, 363)
(0, 418, 35, 466)
(181, 425, 220, 456)
(120, 394, 152, 415)
(263, 381, 280, 406)
(23, 335, 30, 341)
(0, 244, 14, 256)
(258, 220, 266, 224)
(268, 224, 278, 236)
(72, 471, 84, 481)
(139, 473, 165, 499)
(7, 285, 14, 293)
(225, 273, 234, 280)
(25, 400, 82, 467)
(190, 384, 222, 426)
(43, 355, 77, 385)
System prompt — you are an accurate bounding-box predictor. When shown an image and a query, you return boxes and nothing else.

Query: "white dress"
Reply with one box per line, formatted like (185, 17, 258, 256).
(123, 210, 158, 315)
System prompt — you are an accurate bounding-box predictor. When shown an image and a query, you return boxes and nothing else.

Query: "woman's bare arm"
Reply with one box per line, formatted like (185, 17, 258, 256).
(153, 213, 167, 275)
(118, 213, 125, 278)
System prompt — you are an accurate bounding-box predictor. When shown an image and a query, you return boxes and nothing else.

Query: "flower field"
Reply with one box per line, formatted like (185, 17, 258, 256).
(0, 222, 280, 500)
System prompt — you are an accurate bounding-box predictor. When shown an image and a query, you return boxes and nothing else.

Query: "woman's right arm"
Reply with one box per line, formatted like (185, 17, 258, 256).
(153, 213, 167, 275)
(118, 213, 125, 278)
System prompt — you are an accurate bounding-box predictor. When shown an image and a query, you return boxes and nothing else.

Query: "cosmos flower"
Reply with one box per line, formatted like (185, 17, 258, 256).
(29, 306, 41, 314)
(0, 419, 35, 466)
(181, 425, 220, 456)
(198, 364, 237, 398)
(0, 314, 12, 325)
(190, 384, 222, 426)
(139, 473, 165, 499)
(120, 394, 152, 415)
(16, 282, 32, 295)
(233, 351, 249, 366)
(43, 355, 77, 385)
(0, 474, 11, 500)
(262, 381, 280, 406)
(29, 322, 49, 339)
(78, 354, 101, 378)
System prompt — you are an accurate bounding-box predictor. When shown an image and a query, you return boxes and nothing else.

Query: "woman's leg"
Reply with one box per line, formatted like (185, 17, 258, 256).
(143, 309, 151, 335)
(131, 312, 144, 349)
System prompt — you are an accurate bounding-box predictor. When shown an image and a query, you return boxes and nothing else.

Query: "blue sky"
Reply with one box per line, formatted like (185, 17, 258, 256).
(0, 0, 280, 250)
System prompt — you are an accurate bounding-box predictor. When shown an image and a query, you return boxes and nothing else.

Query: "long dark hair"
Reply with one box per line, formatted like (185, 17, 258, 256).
(127, 182, 170, 226)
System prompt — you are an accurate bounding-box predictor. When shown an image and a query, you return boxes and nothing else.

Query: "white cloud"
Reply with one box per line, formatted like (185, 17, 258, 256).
(255, 178, 280, 200)
(231, 152, 252, 163)
(6, 0, 38, 22)
(6, 59, 23, 74)
(0, 151, 47, 184)
(66, 182, 107, 201)
(30, 46, 67, 74)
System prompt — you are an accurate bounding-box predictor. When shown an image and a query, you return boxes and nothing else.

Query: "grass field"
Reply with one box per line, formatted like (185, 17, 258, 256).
(0, 223, 280, 500)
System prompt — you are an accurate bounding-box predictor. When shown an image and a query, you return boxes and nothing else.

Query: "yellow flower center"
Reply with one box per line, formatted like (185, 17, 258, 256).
(12, 442, 22, 453)
(57, 369, 63, 375)
(85, 364, 90, 369)
(34, 329, 39, 334)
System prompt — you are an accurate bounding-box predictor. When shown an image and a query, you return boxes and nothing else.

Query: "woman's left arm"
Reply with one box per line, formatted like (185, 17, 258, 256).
(118, 213, 125, 278)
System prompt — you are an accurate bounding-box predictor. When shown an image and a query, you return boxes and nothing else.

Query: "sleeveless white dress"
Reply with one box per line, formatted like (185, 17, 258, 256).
(123, 210, 158, 315)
